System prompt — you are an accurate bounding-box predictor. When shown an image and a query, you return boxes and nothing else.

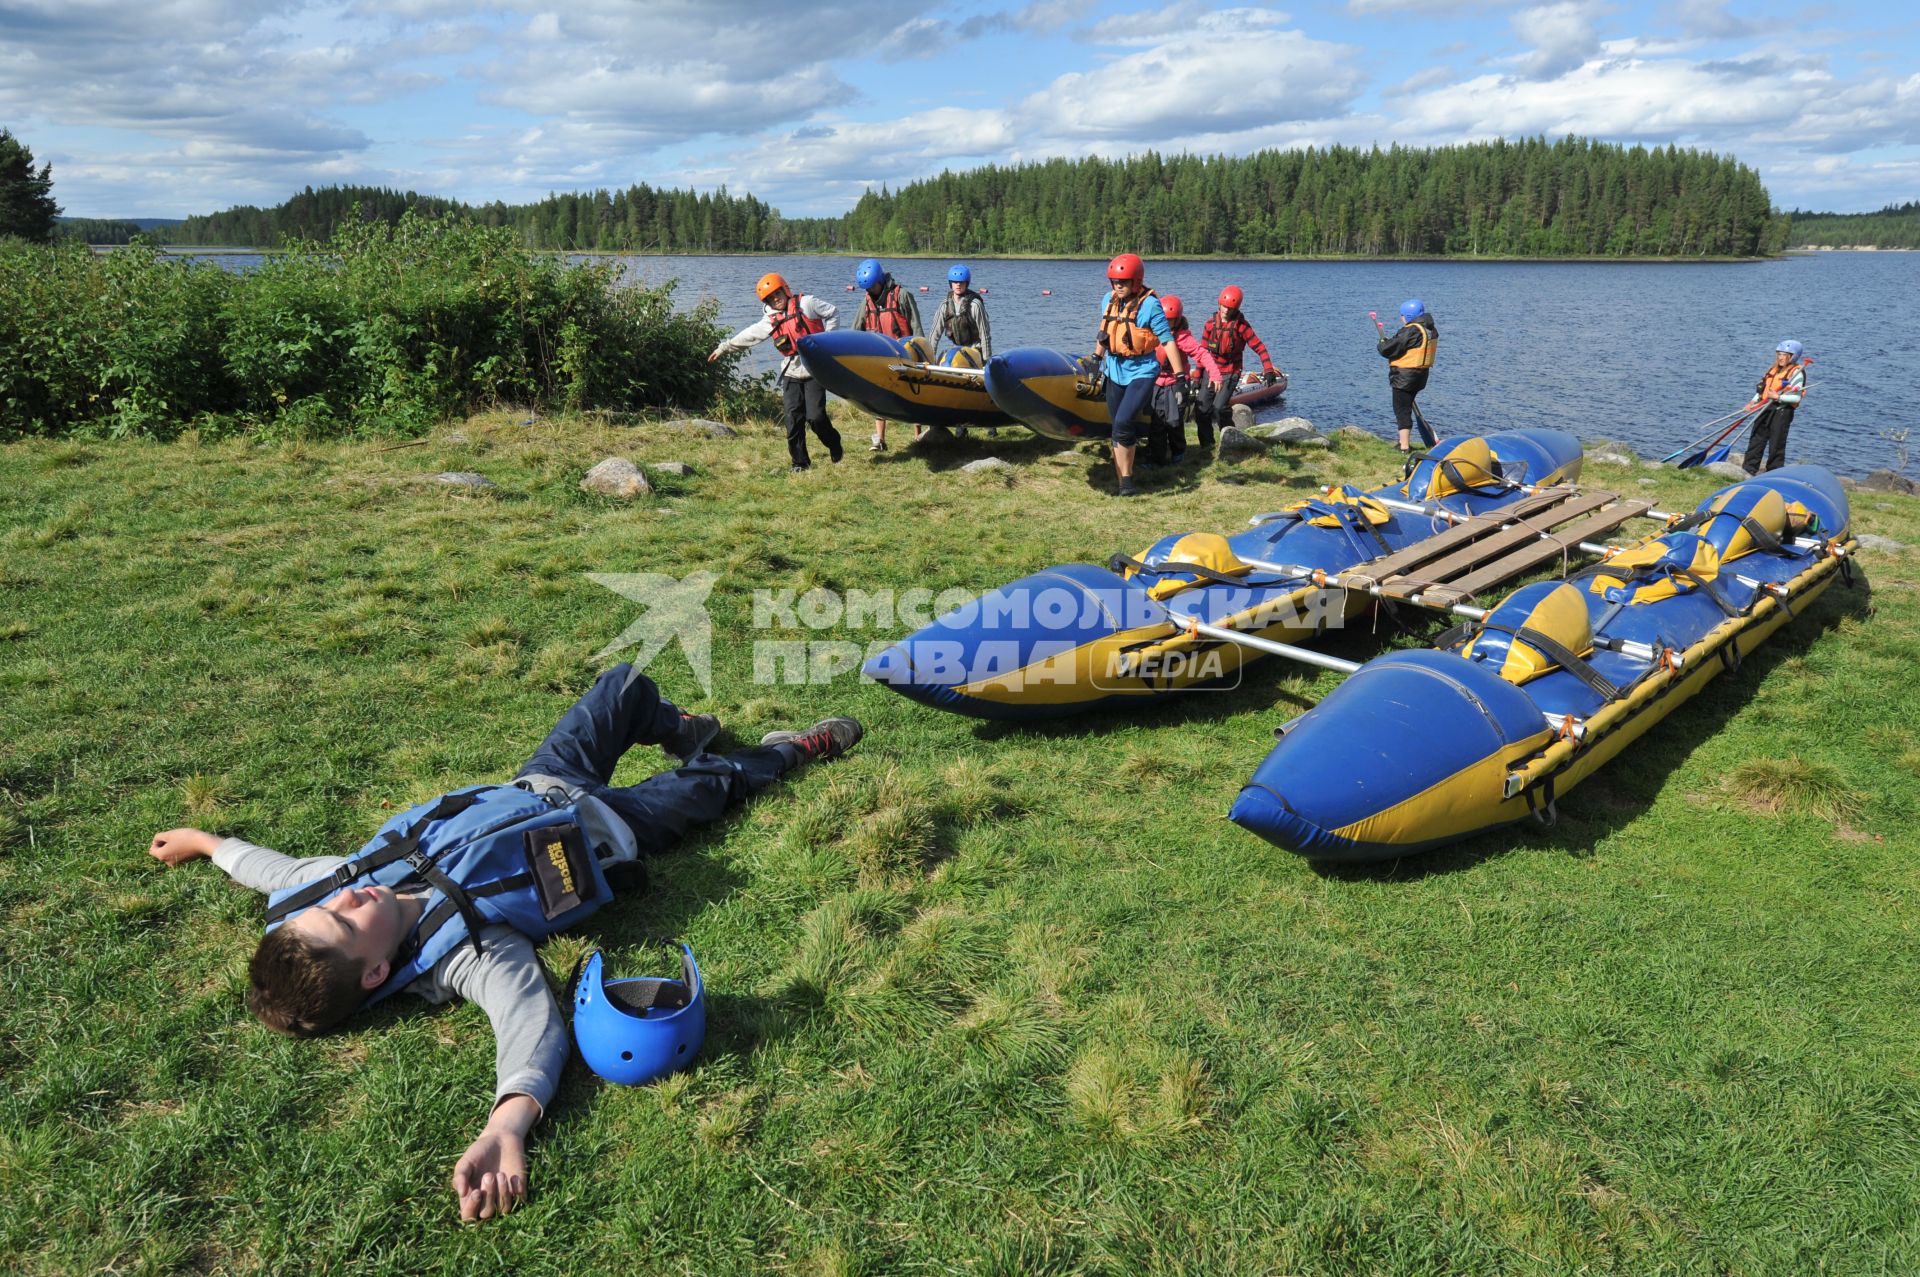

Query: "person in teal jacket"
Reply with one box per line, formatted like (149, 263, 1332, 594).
(1096, 253, 1185, 497)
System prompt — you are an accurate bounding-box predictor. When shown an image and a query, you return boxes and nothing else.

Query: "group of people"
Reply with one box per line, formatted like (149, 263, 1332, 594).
(707, 261, 994, 466)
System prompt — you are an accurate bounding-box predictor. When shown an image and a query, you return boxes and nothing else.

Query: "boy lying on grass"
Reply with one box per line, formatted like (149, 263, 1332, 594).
(148, 664, 862, 1222)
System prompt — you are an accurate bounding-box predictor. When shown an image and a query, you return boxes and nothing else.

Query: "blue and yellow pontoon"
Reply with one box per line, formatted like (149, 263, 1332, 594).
(862, 430, 1584, 720)
(796, 331, 1015, 430)
(1229, 466, 1857, 862)
(982, 346, 1289, 442)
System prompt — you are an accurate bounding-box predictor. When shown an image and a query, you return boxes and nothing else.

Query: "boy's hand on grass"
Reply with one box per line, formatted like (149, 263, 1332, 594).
(454, 1094, 538, 1222)
(148, 828, 218, 866)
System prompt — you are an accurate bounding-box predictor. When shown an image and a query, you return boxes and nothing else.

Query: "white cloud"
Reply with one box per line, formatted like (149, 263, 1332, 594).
(1510, 1, 1609, 78)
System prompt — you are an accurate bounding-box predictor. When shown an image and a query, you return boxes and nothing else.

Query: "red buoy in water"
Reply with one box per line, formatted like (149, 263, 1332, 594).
(918, 285, 930, 291)
(1041, 289, 1052, 296)
(845, 284, 854, 291)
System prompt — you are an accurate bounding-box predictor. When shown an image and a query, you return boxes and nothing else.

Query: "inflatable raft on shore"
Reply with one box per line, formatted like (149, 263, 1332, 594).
(797, 331, 1015, 430)
(1229, 466, 1857, 862)
(862, 430, 1583, 720)
(982, 346, 1289, 442)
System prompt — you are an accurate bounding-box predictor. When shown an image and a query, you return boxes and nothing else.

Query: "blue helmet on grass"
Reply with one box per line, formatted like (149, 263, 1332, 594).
(572, 946, 705, 1086)
(948, 263, 971, 284)
(855, 258, 886, 291)
(1399, 298, 1426, 321)
(1776, 340, 1804, 360)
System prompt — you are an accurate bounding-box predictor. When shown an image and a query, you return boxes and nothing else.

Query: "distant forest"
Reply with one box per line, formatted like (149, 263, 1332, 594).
(1783, 202, 1920, 249)
(157, 136, 1792, 258)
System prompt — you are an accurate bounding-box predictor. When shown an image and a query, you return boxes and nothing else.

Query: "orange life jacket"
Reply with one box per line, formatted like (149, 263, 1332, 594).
(1100, 288, 1160, 359)
(1759, 359, 1804, 405)
(1203, 313, 1248, 365)
(770, 295, 826, 356)
(1388, 319, 1436, 370)
(860, 282, 912, 339)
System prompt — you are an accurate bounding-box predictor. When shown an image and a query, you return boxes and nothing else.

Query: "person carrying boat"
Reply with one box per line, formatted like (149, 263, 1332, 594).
(1096, 253, 1187, 496)
(146, 663, 864, 1221)
(932, 265, 994, 438)
(1741, 340, 1808, 474)
(1150, 295, 1224, 464)
(1196, 286, 1280, 449)
(1376, 298, 1437, 455)
(852, 257, 922, 451)
(709, 273, 844, 471)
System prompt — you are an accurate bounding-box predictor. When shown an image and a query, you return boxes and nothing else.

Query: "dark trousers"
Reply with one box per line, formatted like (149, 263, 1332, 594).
(1105, 375, 1157, 448)
(1742, 402, 1795, 474)
(1194, 371, 1240, 447)
(514, 665, 789, 857)
(1390, 386, 1424, 438)
(781, 377, 843, 468)
(1149, 383, 1187, 462)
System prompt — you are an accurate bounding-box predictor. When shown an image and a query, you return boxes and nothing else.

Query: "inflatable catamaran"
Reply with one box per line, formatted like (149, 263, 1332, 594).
(797, 331, 1016, 431)
(1229, 466, 1856, 861)
(863, 430, 1589, 719)
(982, 346, 1288, 441)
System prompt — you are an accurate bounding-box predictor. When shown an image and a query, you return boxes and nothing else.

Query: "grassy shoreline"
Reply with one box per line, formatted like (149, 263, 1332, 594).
(3, 412, 1917, 1272)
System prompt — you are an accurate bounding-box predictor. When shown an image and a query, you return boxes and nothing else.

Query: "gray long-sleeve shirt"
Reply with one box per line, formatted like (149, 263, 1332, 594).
(214, 837, 570, 1116)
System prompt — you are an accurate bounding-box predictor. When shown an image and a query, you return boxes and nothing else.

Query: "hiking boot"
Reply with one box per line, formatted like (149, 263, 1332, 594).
(666, 712, 721, 763)
(1116, 479, 1139, 498)
(761, 717, 863, 763)
(828, 439, 845, 463)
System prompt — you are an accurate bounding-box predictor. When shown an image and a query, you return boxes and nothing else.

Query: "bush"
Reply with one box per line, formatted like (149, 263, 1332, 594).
(0, 211, 740, 439)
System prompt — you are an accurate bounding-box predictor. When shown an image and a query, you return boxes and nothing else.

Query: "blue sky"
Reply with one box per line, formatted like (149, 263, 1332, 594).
(3, 1, 1916, 220)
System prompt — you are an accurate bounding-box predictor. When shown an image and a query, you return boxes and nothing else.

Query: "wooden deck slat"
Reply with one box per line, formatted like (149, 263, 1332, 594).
(1369, 491, 1621, 599)
(1415, 500, 1658, 605)
(1350, 488, 1580, 579)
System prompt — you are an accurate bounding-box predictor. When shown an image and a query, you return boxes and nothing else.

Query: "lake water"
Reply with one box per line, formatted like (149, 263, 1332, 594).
(189, 250, 1916, 476)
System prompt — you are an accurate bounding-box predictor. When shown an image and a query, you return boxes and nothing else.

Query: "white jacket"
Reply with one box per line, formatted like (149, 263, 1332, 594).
(711, 294, 839, 380)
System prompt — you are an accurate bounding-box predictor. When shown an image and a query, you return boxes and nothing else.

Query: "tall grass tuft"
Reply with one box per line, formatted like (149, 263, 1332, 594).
(1722, 755, 1861, 821)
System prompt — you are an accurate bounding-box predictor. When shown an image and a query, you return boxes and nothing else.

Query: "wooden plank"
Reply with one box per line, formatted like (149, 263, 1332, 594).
(1419, 500, 1657, 604)
(1351, 488, 1580, 580)
(1371, 491, 1621, 599)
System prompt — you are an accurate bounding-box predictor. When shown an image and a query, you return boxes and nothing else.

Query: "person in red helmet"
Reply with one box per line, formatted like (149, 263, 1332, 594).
(1196, 285, 1279, 450)
(1095, 253, 1185, 497)
(1148, 295, 1223, 465)
(709, 272, 844, 471)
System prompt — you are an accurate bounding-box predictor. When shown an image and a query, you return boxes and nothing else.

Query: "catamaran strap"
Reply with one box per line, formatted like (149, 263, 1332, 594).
(263, 789, 490, 924)
(1108, 553, 1248, 588)
(1475, 622, 1624, 702)
(1578, 563, 1743, 618)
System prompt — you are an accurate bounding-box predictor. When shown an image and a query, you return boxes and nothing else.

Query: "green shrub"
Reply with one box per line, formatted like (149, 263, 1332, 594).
(0, 211, 739, 439)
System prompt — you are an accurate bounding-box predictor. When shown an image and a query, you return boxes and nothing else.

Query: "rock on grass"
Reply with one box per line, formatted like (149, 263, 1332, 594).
(580, 457, 651, 499)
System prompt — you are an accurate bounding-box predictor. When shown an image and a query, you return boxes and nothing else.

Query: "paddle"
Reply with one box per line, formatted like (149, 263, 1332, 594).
(1370, 313, 1438, 446)
(1669, 377, 1817, 468)
(1660, 401, 1762, 463)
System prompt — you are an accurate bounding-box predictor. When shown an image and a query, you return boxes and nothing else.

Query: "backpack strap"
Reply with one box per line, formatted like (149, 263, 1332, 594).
(264, 789, 489, 925)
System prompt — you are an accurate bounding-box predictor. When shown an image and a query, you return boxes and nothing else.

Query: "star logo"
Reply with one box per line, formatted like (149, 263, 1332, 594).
(587, 572, 719, 696)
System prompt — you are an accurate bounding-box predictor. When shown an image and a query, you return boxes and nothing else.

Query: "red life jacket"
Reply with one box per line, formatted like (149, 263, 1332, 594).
(770, 295, 826, 356)
(860, 281, 912, 339)
(1203, 312, 1249, 366)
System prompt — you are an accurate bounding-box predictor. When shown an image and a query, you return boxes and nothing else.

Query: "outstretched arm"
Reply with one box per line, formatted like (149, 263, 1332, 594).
(430, 926, 571, 1221)
(149, 828, 347, 892)
(149, 827, 220, 866)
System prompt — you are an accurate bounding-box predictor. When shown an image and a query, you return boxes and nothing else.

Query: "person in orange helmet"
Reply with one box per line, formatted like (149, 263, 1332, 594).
(709, 272, 843, 471)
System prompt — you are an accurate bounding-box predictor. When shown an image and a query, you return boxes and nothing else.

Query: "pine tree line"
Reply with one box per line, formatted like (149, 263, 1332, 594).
(1782, 202, 1920, 250)
(159, 137, 1789, 258)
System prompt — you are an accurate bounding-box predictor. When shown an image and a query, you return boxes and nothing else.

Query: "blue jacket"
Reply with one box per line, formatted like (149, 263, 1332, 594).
(264, 785, 614, 1007)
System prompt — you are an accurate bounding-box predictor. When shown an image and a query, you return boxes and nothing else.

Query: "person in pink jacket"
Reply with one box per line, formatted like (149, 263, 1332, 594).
(1148, 295, 1223, 465)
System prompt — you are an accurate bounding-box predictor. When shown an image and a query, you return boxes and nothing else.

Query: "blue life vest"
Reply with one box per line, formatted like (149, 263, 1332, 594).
(263, 785, 614, 1007)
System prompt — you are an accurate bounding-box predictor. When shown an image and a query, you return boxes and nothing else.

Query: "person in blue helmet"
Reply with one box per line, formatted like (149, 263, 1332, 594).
(1741, 340, 1808, 474)
(146, 665, 862, 1221)
(932, 264, 994, 438)
(1376, 298, 1437, 455)
(1097, 253, 1186, 496)
(853, 257, 922, 450)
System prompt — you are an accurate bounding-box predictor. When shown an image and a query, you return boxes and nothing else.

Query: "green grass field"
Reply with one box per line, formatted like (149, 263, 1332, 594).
(3, 410, 1917, 1274)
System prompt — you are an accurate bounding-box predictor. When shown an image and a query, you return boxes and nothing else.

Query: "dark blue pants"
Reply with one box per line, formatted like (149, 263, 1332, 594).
(514, 665, 790, 857)
(1105, 375, 1156, 448)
